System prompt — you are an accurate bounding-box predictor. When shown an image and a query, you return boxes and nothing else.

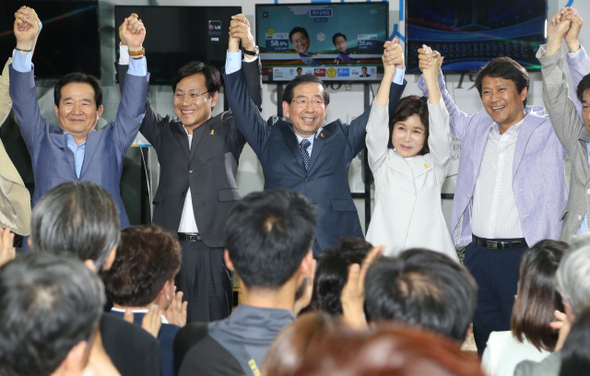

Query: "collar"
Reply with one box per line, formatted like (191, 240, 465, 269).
(110, 307, 170, 324)
(64, 132, 87, 146)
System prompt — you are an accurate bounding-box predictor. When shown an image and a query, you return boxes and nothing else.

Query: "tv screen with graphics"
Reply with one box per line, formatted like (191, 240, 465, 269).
(0, 0, 100, 78)
(406, 0, 547, 73)
(256, 2, 389, 83)
(115, 5, 241, 85)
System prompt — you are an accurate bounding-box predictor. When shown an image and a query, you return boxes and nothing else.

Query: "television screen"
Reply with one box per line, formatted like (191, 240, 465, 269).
(0, 0, 100, 78)
(115, 6, 241, 85)
(256, 2, 389, 83)
(406, 0, 547, 73)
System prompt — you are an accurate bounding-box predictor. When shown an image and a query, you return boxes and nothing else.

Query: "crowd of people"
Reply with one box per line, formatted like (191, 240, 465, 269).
(2, 4, 590, 376)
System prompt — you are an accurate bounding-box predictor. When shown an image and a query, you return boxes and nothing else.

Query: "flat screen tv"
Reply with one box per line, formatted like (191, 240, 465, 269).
(0, 0, 100, 78)
(256, 2, 389, 83)
(115, 6, 241, 85)
(406, 0, 547, 73)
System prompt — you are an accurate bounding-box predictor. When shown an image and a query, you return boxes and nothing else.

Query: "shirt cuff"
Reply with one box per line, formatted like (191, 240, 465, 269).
(119, 44, 130, 65)
(127, 56, 147, 77)
(567, 46, 582, 59)
(11, 49, 33, 73)
(225, 51, 242, 74)
(244, 55, 258, 64)
(392, 66, 405, 85)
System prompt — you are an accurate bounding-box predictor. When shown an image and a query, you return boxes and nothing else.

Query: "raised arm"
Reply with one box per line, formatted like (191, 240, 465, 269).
(366, 41, 397, 173)
(421, 45, 452, 178)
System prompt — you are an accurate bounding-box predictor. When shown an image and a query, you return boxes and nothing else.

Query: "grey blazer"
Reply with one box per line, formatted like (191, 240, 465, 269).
(538, 45, 590, 243)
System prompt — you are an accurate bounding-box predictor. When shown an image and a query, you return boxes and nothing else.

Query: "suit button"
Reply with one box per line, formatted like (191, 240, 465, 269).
(189, 170, 194, 174)
(306, 178, 313, 182)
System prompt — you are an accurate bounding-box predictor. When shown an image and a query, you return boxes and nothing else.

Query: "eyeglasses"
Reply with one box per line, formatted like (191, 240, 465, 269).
(292, 98, 325, 108)
(174, 91, 209, 101)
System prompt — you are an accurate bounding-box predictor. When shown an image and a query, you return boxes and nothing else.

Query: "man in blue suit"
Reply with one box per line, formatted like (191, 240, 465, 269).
(224, 16, 406, 255)
(9, 8, 149, 230)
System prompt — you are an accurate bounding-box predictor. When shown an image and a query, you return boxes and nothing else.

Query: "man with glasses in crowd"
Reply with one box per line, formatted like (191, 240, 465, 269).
(224, 16, 406, 256)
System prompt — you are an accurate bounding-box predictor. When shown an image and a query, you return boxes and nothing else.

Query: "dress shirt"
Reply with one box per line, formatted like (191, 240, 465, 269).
(177, 128, 200, 233)
(111, 307, 170, 324)
(64, 133, 86, 178)
(576, 141, 590, 235)
(471, 116, 527, 239)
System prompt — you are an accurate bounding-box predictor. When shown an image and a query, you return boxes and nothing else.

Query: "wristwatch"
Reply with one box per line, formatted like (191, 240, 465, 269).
(243, 45, 259, 56)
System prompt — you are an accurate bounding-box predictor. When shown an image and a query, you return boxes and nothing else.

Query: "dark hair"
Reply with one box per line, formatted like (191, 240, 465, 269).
(388, 95, 430, 155)
(310, 237, 372, 314)
(172, 61, 221, 95)
(54, 72, 103, 107)
(576, 73, 590, 104)
(100, 224, 182, 307)
(224, 189, 317, 289)
(279, 323, 485, 376)
(365, 249, 477, 342)
(559, 307, 590, 376)
(289, 27, 309, 42)
(30, 182, 120, 270)
(332, 32, 346, 45)
(263, 311, 341, 376)
(474, 57, 530, 107)
(0, 253, 104, 376)
(283, 74, 330, 105)
(511, 240, 568, 351)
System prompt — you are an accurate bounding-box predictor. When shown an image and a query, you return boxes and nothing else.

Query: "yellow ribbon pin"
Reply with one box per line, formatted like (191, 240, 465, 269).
(320, 133, 324, 138)
(424, 163, 430, 169)
(210, 130, 214, 135)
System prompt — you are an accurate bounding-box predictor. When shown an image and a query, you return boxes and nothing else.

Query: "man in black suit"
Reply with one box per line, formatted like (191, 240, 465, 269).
(117, 15, 262, 323)
(29, 182, 161, 376)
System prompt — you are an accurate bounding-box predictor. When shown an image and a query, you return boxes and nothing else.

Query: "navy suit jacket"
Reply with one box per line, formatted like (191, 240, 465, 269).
(9, 65, 150, 229)
(223, 68, 406, 254)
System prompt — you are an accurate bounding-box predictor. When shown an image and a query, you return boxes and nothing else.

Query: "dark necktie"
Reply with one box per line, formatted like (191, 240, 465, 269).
(299, 139, 311, 170)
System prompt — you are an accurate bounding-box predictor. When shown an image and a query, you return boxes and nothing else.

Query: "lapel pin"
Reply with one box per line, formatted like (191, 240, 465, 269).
(210, 130, 215, 135)
(320, 133, 324, 138)
(424, 163, 429, 169)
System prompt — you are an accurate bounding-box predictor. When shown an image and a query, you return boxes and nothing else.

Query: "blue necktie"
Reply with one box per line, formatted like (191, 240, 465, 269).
(299, 139, 311, 170)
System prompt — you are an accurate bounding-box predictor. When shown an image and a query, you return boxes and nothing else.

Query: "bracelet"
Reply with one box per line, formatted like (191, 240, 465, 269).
(128, 47, 145, 57)
(15, 47, 32, 53)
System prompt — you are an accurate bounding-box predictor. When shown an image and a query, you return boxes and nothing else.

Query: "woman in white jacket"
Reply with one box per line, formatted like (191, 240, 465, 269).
(365, 44, 457, 261)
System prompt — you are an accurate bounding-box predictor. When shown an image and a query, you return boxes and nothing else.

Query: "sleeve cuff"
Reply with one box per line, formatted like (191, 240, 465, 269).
(392, 66, 405, 85)
(119, 44, 130, 65)
(225, 51, 242, 74)
(11, 50, 33, 73)
(127, 56, 147, 77)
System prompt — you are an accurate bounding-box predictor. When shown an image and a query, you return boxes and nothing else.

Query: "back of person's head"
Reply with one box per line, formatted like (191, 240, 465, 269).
(511, 240, 568, 351)
(310, 237, 371, 314)
(0, 252, 104, 376)
(30, 181, 120, 270)
(172, 61, 221, 94)
(576, 73, 590, 104)
(283, 74, 330, 105)
(100, 224, 182, 307)
(262, 311, 341, 376)
(283, 323, 485, 376)
(388, 95, 430, 154)
(559, 307, 590, 376)
(224, 188, 317, 289)
(54, 72, 103, 107)
(365, 249, 477, 342)
(555, 235, 590, 317)
(474, 56, 530, 106)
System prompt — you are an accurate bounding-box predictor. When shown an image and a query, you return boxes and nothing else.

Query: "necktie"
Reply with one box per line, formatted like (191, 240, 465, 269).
(299, 139, 311, 170)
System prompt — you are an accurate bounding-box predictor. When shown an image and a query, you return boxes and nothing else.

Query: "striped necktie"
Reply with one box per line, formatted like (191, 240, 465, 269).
(299, 139, 311, 170)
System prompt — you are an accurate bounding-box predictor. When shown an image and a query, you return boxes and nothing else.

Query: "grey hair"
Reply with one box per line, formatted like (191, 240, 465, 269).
(555, 239, 590, 316)
(30, 181, 120, 269)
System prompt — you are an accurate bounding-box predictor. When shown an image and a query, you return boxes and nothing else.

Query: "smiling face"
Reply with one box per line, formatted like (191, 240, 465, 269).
(54, 82, 103, 145)
(291, 31, 310, 54)
(481, 76, 527, 132)
(173, 73, 218, 131)
(334, 36, 348, 53)
(283, 82, 327, 137)
(391, 114, 426, 158)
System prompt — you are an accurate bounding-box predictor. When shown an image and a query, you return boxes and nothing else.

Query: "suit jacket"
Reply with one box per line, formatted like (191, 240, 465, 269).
(9, 65, 150, 229)
(0, 58, 30, 235)
(514, 351, 560, 376)
(100, 312, 161, 376)
(538, 45, 590, 243)
(117, 59, 262, 247)
(365, 99, 457, 260)
(223, 67, 406, 254)
(417, 73, 567, 247)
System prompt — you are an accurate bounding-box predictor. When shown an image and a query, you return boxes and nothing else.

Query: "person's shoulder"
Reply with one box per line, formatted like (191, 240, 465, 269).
(176, 330, 242, 376)
(514, 351, 561, 376)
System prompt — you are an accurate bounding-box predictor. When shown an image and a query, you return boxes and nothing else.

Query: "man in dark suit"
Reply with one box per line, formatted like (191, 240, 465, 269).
(30, 182, 161, 376)
(10, 8, 148, 231)
(224, 16, 406, 256)
(117, 14, 262, 323)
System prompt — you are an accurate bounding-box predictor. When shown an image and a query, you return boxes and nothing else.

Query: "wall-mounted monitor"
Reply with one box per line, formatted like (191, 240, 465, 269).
(256, 2, 389, 83)
(405, 0, 547, 73)
(0, 0, 100, 79)
(115, 5, 241, 85)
